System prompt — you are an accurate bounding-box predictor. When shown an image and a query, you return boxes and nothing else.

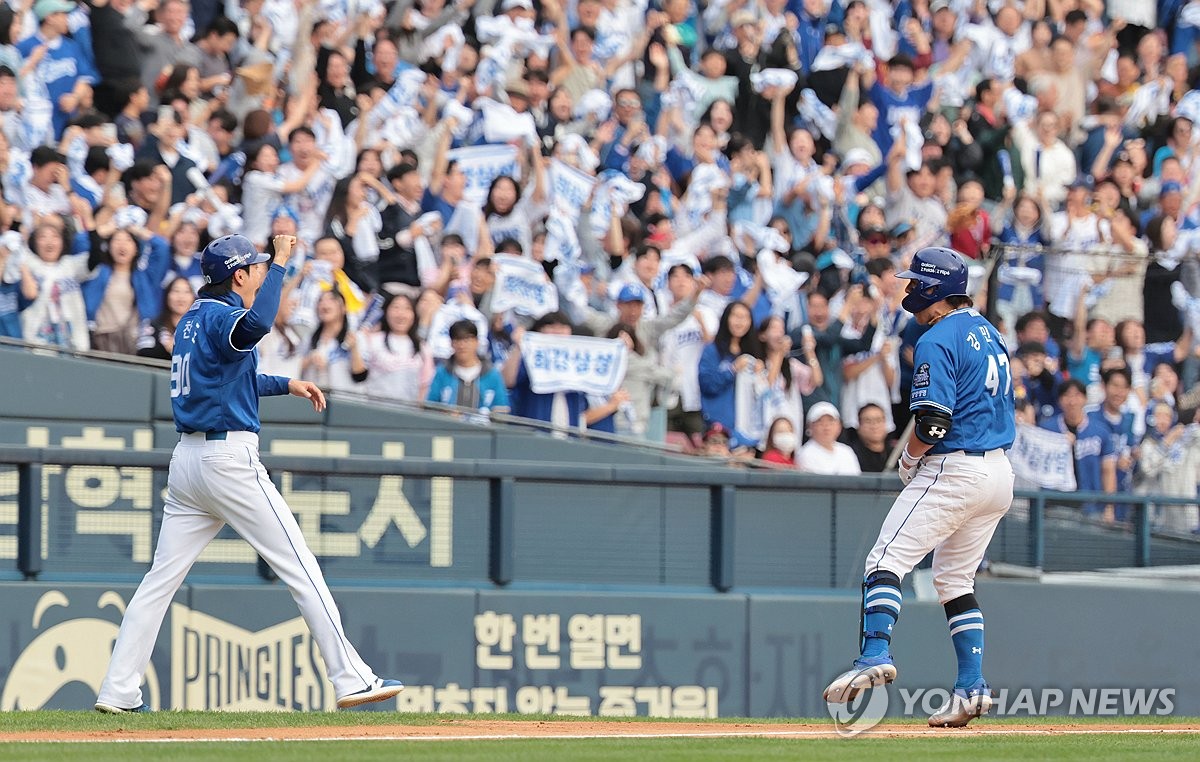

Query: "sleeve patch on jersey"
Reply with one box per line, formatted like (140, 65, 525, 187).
(912, 363, 930, 389)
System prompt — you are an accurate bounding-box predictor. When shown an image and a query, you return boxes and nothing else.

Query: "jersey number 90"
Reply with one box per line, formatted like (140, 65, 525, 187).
(170, 353, 192, 398)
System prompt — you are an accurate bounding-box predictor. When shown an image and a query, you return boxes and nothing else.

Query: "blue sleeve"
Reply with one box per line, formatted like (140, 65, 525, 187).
(492, 379, 510, 409)
(665, 148, 692, 184)
(1098, 420, 1116, 458)
(73, 27, 98, 81)
(141, 235, 171, 295)
(869, 81, 886, 109)
(910, 337, 956, 415)
(256, 374, 290, 396)
(426, 368, 450, 403)
(600, 141, 630, 174)
(81, 266, 107, 321)
(698, 344, 734, 394)
(914, 81, 934, 106)
(826, 0, 845, 26)
(72, 230, 90, 255)
(852, 162, 888, 193)
(230, 264, 285, 351)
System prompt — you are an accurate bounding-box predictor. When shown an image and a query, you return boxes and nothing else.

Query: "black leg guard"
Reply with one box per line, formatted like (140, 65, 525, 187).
(943, 592, 980, 619)
(860, 570, 903, 651)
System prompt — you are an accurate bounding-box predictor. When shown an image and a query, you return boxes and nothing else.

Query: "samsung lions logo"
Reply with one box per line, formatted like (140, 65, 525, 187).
(912, 363, 930, 389)
(0, 591, 160, 710)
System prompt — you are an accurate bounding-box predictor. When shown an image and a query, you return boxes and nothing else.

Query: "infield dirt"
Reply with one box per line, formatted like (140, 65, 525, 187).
(4, 720, 1200, 743)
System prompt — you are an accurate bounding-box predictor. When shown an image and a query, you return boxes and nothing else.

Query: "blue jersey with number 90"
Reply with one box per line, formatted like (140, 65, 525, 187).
(909, 308, 1016, 455)
(170, 296, 264, 434)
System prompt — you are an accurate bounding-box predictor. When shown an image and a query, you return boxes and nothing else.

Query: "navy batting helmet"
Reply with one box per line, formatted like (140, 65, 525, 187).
(895, 247, 969, 314)
(200, 235, 270, 284)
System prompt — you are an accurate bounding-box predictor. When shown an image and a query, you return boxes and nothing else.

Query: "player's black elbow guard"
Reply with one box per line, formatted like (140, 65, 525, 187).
(914, 411, 953, 445)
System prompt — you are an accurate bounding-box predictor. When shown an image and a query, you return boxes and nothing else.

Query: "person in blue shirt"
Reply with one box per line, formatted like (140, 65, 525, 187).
(1014, 341, 1062, 423)
(502, 311, 589, 430)
(1041, 378, 1117, 521)
(0, 234, 33, 338)
(81, 225, 170, 353)
(427, 319, 510, 417)
(1013, 311, 1061, 363)
(994, 192, 1049, 328)
(866, 55, 934, 159)
(70, 146, 111, 210)
(16, 0, 99, 139)
(1065, 304, 1113, 399)
(95, 234, 402, 714)
(698, 300, 764, 449)
(163, 222, 206, 293)
(825, 247, 1015, 729)
(1087, 367, 1139, 523)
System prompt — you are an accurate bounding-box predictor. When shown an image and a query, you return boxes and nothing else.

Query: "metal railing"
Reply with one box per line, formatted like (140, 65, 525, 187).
(2, 445, 1197, 589)
(0, 444, 895, 589)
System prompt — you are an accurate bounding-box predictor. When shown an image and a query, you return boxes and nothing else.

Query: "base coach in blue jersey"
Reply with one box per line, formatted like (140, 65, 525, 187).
(95, 234, 403, 713)
(823, 247, 1016, 728)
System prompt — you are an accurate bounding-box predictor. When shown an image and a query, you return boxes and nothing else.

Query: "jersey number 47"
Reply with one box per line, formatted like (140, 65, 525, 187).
(984, 353, 1011, 397)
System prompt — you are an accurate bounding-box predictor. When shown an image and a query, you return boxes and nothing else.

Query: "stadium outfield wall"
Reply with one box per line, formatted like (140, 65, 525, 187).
(1, 347, 1199, 717)
(0, 579, 1197, 717)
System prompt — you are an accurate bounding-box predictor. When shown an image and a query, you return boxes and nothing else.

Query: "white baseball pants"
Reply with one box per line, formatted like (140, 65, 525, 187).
(865, 449, 1014, 603)
(97, 432, 378, 708)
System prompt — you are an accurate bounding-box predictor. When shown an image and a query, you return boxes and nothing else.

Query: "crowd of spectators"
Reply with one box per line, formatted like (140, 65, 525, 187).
(1, 0, 1200, 529)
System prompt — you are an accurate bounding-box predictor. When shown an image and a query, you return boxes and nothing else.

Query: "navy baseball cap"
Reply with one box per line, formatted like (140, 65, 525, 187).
(200, 235, 271, 284)
(617, 284, 645, 303)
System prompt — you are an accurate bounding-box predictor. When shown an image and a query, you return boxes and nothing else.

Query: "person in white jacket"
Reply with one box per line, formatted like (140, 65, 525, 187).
(1138, 402, 1200, 534)
(1013, 110, 1076, 211)
(796, 401, 862, 475)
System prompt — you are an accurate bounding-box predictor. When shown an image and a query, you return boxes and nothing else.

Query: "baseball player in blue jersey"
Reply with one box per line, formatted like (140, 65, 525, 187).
(823, 247, 1016, 728)
(95, 234, 402, 713)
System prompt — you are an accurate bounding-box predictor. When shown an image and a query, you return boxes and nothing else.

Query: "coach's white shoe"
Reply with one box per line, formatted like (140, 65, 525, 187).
(822, 655, 897, 704)
(95, 702, 151, 713)
(928, 682, 993, 727)
(336, 678, 404, 709)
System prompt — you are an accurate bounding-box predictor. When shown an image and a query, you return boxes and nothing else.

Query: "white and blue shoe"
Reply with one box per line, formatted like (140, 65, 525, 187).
(928, 680, 993, 727)
(822, 655, 897, 704)
(336, 678, 404, 709)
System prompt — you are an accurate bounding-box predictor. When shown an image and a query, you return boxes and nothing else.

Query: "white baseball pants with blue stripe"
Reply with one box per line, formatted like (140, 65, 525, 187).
(865, 449, 1014, 603)
(97, 432, 378, 709)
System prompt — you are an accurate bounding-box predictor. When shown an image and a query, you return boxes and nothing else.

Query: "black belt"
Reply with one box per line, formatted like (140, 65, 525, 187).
(204, 432, 227, 441)
(963, 450, 986, 457)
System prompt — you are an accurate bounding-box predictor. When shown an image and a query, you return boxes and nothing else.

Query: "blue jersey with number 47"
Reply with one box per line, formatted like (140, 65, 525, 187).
(909, 308, 1016, 455)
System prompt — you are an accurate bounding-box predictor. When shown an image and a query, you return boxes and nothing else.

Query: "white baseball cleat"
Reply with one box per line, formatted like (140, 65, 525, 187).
(928, 683, 993, 727)
(336, 678, 404, 709)
(822, 656, 897, 704)
(94, 702, 151, 714)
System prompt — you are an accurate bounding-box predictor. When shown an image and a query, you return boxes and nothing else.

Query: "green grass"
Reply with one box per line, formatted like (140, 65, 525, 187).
(1, 736, 1200, 762)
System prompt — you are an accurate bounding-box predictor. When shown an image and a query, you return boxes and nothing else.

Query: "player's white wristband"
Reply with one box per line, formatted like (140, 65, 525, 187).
(900, 446, 920, 467)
